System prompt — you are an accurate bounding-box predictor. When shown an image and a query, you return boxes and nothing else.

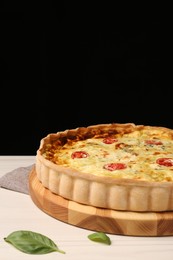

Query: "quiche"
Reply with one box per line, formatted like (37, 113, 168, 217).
(35, 123, 173, 212)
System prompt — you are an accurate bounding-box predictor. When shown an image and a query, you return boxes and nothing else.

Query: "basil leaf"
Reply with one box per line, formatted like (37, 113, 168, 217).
(4, 230, 65, 254)
(88, 232, 111, 245)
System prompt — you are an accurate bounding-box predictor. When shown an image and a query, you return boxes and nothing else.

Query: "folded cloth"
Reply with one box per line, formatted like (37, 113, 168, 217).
(0, 164, 35, 195)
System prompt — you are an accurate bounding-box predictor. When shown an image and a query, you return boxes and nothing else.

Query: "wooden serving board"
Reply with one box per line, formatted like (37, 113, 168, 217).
(29, 167, 173, 237)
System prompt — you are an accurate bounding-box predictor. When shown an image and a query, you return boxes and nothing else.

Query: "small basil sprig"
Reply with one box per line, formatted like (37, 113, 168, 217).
(88, 232, 111, 245)
(4, 230, 65, 255)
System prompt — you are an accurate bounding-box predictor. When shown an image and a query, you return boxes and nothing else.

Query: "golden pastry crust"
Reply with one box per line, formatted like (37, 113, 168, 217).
(35, 123, 173, 212)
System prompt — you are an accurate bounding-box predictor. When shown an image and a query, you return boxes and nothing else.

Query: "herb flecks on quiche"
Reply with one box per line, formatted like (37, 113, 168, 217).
(36, 123, 173, 212)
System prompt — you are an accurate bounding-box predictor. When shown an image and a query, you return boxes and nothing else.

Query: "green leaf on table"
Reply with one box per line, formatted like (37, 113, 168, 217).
(88, 232, 111, 245)
(4, 230, 65, 254)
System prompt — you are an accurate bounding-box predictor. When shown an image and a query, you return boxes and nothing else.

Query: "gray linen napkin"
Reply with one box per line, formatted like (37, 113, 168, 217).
(0, 164, 35, 195)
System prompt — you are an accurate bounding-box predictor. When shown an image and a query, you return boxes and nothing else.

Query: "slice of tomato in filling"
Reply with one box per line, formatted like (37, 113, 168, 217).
(103, 137, 118, 144)
(145, 140, 163, 145)
(156, 158, 173, 167)
(71, 151, 89, 159)
(103, 163, 127, 171)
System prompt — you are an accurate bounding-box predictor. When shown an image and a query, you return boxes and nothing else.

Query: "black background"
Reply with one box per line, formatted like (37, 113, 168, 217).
(0, 2, 167, 155)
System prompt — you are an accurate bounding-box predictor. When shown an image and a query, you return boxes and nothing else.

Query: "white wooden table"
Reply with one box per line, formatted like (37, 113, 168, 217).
(1, 156, 173, 260)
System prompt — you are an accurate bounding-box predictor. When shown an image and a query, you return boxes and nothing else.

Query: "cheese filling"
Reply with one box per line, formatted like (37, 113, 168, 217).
(43, 129, 173, 182)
